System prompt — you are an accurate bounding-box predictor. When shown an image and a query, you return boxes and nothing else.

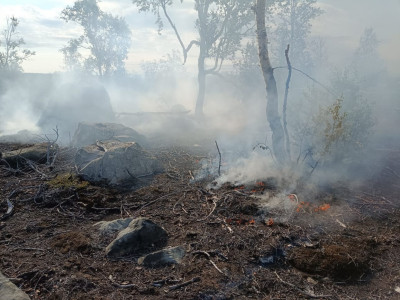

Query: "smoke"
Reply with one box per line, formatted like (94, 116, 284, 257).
(0, 1, 398, 208)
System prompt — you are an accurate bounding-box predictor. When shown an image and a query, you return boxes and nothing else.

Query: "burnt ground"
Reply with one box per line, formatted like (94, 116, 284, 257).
(0, 141, 399, 300)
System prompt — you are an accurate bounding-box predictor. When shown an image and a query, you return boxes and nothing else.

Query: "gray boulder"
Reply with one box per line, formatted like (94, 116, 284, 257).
(1, 143, 58, 168)
(72, 122, 146, 148)
(75, 140, 163, 185)
(0, 271, 30, 300)
(106, 218, 168, 257)
(0, 130, 42, 144)
(138, 246, 186, 268)
(94, 217, 134, 235)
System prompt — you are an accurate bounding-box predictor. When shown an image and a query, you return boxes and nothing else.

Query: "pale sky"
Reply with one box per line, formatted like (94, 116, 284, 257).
(0, 0, 399, 74)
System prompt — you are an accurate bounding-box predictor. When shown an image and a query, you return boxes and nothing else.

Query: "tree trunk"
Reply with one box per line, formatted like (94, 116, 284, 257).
(195, 46, 206, 118)
(255, 0, 287, 164)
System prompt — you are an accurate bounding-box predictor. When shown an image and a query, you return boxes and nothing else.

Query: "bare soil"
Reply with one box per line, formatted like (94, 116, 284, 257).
(0, 142, 399, 299)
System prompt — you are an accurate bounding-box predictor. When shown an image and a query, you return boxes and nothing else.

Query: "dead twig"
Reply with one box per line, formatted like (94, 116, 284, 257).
(197, 197, 218, 221)
(385, 166, 400, 179)
(168, 276, 200, 291)
(136, 190, 192, 214)
(215, 140, 221, 176)
(193, 251, 226, 276)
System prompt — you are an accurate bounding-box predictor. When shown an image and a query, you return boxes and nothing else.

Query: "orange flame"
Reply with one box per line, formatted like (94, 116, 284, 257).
(266, 218, 274, 226)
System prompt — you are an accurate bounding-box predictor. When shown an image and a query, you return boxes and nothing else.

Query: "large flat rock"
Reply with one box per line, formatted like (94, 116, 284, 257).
(72, 122, 146, 148)
(0, 271, 30, 300)
(1, 143, 57, 168)
(75, 140, 163, 185)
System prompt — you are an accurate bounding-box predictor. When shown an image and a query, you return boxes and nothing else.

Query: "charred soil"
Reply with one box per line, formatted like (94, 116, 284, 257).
(0, 142, 399, 299)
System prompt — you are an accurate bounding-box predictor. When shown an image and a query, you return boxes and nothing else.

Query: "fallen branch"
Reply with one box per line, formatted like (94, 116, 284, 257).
(1, 199, 14, 220)
(168, 276, 200, 291)
(275, 272, 332, 299)
(108, 275, 137, 289)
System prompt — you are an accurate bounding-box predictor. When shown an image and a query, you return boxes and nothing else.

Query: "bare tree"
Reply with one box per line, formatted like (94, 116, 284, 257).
(0, 17, 35, 72)
(132, 0, 252, 117)
(271, 0, 323, 71)
(255, 0, 287, 164)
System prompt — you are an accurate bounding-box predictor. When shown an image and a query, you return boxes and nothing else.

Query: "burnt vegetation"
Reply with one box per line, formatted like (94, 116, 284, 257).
(1, 0, 400, 299)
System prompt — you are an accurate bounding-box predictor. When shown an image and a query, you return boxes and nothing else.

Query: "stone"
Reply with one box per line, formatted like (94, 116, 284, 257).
(105, 218, 168, 257)
(138, 246, 186, 268)
(1, 143, 58, 168)
(75, 140, 163, 185)
(72, 122, 146, 148)
(94, 217, 134, 235)
(0, 130, 42, 144)
(0, 271, 30, 300)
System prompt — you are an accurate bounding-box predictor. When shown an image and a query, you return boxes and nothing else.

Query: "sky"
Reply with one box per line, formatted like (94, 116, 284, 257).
(0, 0, 399, 74)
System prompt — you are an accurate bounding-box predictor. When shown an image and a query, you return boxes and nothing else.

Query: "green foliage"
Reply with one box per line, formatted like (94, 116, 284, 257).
(268, 0, 323, 70)
(314, 98, 348, 157)
(61, 0, 131, 77)
(0, 17, 35, 72)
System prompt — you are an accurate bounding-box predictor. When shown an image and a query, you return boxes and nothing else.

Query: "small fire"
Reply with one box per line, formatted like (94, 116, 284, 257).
(234, 185, 245, 190)
(225, 218, 256, 226)
(266, 218, 274, 226)
(288, 194, 331, 213)
(316, 203, 331, 211)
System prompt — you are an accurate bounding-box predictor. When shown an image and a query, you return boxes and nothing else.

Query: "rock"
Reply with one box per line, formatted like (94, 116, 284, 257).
(1, 143, 58, 168)
(72, 122, 146, 148)
(75, 140, 163, 185)
(106, 218, 168, 257)
(138, 246, 186, 268)
(94, 217, 134, 235)
(0, 271, 30, 300)
(0, 130, 42, 144)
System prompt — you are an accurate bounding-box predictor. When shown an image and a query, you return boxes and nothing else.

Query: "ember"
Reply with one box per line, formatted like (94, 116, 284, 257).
(225, 218, 256, 226)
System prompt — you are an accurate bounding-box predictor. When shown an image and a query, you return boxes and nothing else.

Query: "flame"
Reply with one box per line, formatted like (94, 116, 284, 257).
(226, 218, 256, 225)
(317, 203, 331, 211)
(292, 197, 331, 213)
(256, 181, 265, 186)
(266, 218, 274, 226)
(234, 185, 245, 190)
